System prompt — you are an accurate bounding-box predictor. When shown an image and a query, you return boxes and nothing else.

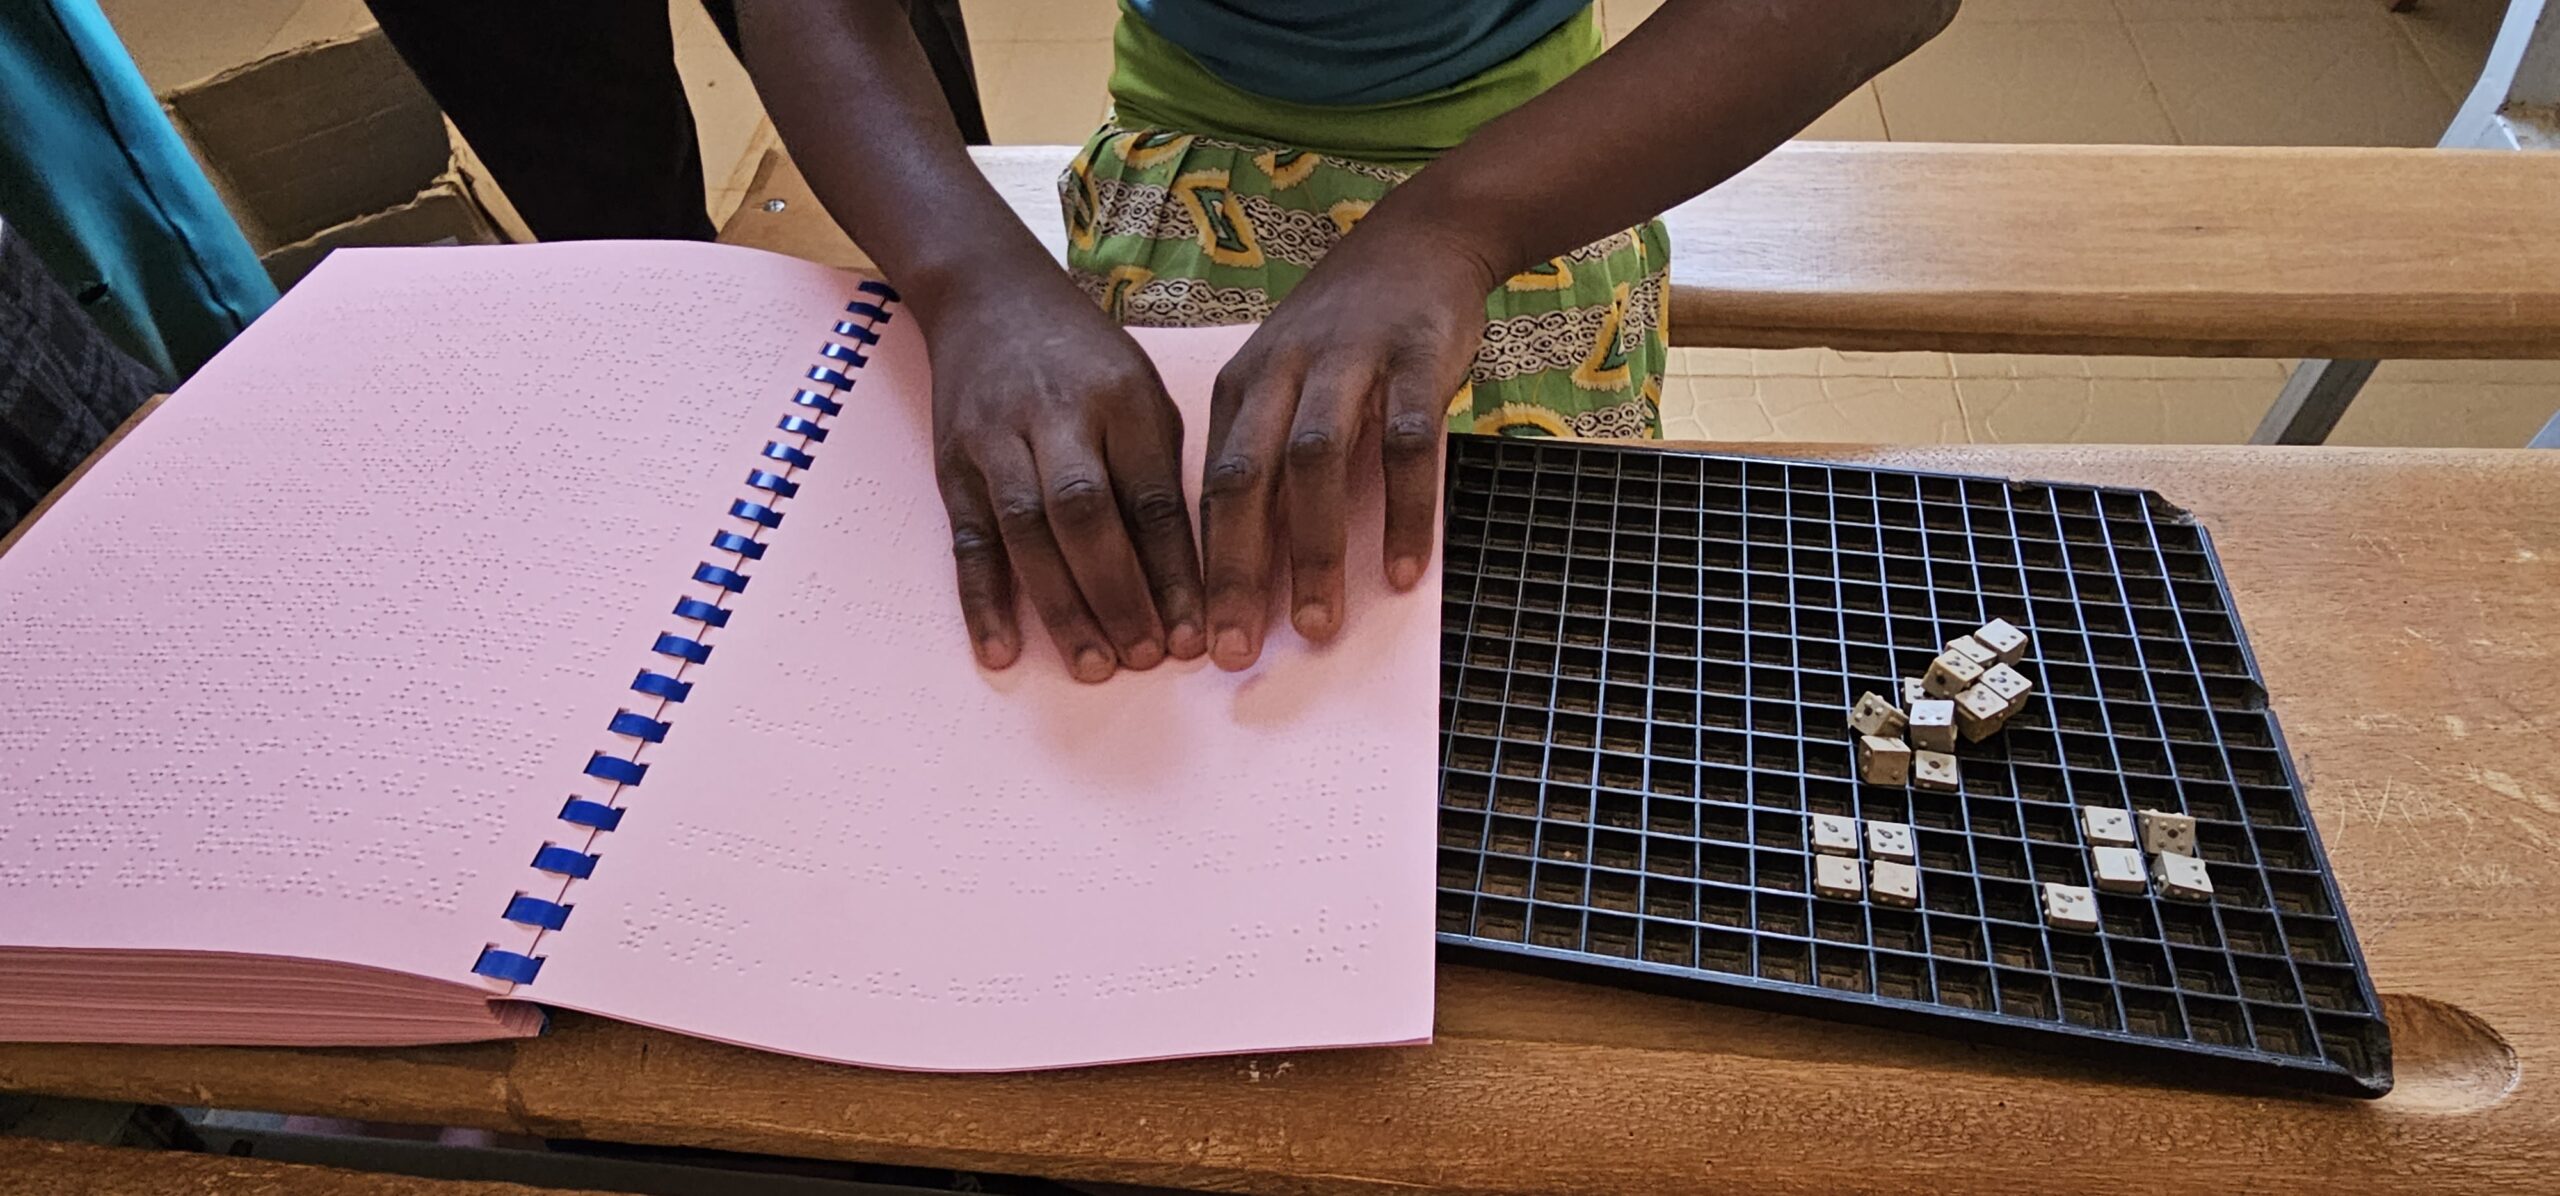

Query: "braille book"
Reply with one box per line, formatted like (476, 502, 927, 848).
(0, 241, 1439, 1071)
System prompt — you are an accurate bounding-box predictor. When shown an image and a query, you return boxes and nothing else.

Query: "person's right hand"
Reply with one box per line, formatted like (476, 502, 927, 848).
(920, 274, 1205, 683)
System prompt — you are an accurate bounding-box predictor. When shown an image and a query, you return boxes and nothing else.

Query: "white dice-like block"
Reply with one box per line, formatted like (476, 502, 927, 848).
(1946, 634, 1999, 668)
(1907, 698, 1957, 753)
(1870, 859, 1921, 907)
(2137, 809, 2198, 857)
(1856, 734, 1913, 786)
(1814, 854, 1865, 900)
(2042, 882, 2101, 932)
(1974, 617, 2029, 664)
(1912, 750, 1961, 793)
(1849, 690, 1907, 738)
(1922, 650, 1986, 698)
(1865, 819, 1916, 863)
(1901, 677, 1927, 708)
(2152, 851, 2215, 901)
(1811, 813, 1861, 857)
(2092, 845, 2148, 893)
(1953, 684, 2011, 743)
(2082, 806, 2138, 848)
(1977, 662, 2033, 715)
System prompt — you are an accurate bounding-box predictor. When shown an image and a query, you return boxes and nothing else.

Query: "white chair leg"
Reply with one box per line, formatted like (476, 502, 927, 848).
(2258, 0, 2553, 445)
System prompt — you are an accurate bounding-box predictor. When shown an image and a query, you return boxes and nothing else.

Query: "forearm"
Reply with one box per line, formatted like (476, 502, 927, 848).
(1365, 0, 1959, 283)
(736, 0, 1073, 329)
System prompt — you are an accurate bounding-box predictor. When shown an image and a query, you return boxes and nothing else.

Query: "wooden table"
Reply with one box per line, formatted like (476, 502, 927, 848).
(0, 1137, 598, 1196)
(7, 435, 2557, 1192)
(721, 142, 2560, 359)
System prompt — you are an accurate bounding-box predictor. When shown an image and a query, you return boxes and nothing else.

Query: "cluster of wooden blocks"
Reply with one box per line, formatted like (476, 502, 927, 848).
(1829, 616, 2220, 937)
(1848, 618, 2034, 795)
(2040, 806, 2216, 932)
(1808, 813, 1921, 907)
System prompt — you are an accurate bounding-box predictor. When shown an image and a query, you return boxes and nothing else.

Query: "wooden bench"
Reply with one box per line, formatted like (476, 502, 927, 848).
(720, 141, 2560, 359)
(6, 433, 2558, 1191)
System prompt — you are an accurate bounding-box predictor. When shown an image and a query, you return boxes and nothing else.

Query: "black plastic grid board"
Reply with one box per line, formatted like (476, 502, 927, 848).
(1433, 437, 2393, 1097)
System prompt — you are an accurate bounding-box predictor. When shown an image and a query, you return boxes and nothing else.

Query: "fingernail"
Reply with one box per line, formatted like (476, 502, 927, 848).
(1388, 557, 1423, 590)
(1213, 627, 1250, 664)
(1294, 602, 1334, 637)
(977, 635, 1018, 669)
(1122, 638, 1165, 670)
(1169, 621, 1206, 659)
(1073, 647, 1114, 682)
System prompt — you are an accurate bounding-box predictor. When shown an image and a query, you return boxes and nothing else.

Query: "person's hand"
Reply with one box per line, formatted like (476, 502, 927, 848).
(923, 274, 1205, 682)
(1198, 227, 1496, 671)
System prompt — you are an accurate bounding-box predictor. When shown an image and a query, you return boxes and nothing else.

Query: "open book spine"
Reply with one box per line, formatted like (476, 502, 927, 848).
(468, 279, 903, 990)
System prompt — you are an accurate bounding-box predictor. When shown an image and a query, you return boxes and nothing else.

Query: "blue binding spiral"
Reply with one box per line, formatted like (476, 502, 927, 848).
(710, 530, 766, 560)
(631, 670, 691, 702)
(532, 845, 599, 879)
(472, 947, 543, 983)
(673, 596, 731, 627)
(652, 633, 712, 664)
(504, 895, 573, 930)
(583, 754, 648, 785)
(476, 280, 899, 988)
(693, 562, 751, 593)
(559, 798, 625, 831)
(608, 711, 670, 743)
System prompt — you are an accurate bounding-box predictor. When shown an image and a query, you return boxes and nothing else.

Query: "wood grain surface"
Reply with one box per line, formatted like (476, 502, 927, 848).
(0, 1137, 594, 1196)
(715, 142, 2560, 360)
(6, 444, 2554, 1195)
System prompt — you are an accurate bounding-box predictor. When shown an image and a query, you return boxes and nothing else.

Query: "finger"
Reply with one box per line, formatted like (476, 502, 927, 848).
(1282, 360, 1378, 642)
(1029, 423, 1167, 671)
(1378, 358, 1454, 592)
(979, 437, 1120, 683)
(1101, 388, 1207, 662)
(1199, 358, 1302, 671)
(934, 448, 1022, 670)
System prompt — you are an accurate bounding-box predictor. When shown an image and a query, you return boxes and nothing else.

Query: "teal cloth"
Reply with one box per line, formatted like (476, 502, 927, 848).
(0, 0, 275, 378)
(1122, 0, 1590, 106)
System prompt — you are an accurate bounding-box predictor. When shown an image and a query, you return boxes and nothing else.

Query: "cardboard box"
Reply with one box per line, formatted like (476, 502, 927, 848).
(164, 29, 452, 251)
(258, 180, 499, 289)
(160, 27, 506, 286)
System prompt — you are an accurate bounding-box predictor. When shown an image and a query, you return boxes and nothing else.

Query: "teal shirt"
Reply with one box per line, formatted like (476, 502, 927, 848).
(0, 0, 274, 378)
(1123, 0, 1592, 106)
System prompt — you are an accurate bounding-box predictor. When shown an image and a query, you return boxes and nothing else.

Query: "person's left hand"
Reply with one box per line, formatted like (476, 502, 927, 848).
(1196, 226, 1497, 671)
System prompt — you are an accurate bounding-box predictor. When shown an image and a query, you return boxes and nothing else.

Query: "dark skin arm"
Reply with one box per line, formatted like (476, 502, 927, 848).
(1198, 0, 1962, 668)
(741, 0, 1957, 679)
(740, 1, 1204, 684)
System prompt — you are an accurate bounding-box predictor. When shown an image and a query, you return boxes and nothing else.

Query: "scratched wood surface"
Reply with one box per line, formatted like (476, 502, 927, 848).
(717, 142, 2560, 359)
(0, 1137, 599, 1195)
(5, 443, 2552, 1194)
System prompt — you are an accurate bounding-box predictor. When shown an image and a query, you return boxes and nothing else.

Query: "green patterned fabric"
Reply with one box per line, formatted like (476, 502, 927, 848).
(1062, 124, 1669, 439)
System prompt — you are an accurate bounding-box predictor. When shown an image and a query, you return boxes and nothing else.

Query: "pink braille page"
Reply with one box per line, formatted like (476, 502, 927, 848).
(532, 319, 1443, 1070)
(0, 242, 869, 1011)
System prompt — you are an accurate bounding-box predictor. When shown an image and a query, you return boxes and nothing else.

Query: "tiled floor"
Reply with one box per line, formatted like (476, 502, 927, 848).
(93, 0, 2558, 447)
